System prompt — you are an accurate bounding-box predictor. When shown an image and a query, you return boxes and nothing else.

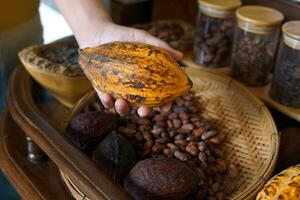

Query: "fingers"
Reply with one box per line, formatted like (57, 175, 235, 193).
(95, 88, 114, 109)
(137, 106, 152, 118)
(115, 99, 130, 116)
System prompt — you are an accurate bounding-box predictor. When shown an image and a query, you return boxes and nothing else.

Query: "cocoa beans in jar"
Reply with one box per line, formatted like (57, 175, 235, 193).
(193, 0, 241, 68)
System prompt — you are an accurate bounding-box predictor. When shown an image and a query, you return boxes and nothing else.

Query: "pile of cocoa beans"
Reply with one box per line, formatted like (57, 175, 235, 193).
(84, 92, 239, 200)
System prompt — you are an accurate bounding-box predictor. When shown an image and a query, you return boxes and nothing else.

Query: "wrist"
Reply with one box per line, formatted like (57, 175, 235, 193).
(77, 20, 114, 49)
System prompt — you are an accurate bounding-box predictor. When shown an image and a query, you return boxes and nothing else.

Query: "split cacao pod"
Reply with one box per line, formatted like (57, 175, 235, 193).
(256, 164, 300, 200)
(79, 42, 192, 107)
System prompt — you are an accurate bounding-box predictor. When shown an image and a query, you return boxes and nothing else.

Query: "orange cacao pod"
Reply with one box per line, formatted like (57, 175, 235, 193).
(79, 42, 192, 107)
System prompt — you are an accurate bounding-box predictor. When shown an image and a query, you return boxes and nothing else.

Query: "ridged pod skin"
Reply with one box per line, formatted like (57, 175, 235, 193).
(256, 164, 300, 200)
(79, 42, 192, 107)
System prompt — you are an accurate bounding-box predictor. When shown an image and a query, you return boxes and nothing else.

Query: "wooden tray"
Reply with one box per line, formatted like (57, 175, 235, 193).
(2, 64, 299, 200)
(7, 66, 132, 200)
(0, 109, 72, 200)
(181, 52, 300, 122)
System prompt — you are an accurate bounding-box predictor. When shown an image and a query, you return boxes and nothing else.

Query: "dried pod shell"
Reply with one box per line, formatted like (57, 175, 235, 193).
(79, 42, 192, 107)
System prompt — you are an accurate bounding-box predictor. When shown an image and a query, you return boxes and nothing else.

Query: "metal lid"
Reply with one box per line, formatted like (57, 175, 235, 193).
(236, 6, 284, 26)
(198, 0, 241, 18)
(198, 0, 241, 10)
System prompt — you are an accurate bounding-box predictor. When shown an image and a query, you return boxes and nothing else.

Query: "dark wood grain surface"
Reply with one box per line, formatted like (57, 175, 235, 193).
(0, 109, 72, 200)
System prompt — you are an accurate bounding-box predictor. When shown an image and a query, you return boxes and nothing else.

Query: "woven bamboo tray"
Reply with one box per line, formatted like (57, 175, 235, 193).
(61, 67, 279, 200)
(181, 52, 300, 122)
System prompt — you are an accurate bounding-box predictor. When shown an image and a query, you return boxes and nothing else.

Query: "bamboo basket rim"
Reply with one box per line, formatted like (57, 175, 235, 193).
(60, 68, 279, 200)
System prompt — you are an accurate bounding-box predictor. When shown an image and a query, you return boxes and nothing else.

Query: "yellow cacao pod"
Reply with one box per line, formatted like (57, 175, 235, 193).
(79, 42, 192, 107)
(256, 164, 300, 200)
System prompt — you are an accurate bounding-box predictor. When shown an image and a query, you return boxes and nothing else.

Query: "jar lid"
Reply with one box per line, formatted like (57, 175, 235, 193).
(282, 21, 300, 40)
(282, 21, 300, 50)
(236, 6, 284, 26)
(198, 0, 241, 18)
(198, 0, 241, 11)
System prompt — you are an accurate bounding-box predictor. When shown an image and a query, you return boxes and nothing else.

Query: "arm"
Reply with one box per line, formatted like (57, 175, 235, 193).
(55, 0, 181, 116)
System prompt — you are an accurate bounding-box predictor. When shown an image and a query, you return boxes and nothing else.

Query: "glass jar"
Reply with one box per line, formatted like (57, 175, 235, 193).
(270, 21, 300, 108)
(230, 6, 283, 86)
(193, 0, 241, 68)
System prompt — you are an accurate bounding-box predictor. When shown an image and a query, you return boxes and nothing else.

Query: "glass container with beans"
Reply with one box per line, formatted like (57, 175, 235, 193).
(270, 21, 300, 108)
(192, 0, 241, 68)
(230, 6, 283, 86)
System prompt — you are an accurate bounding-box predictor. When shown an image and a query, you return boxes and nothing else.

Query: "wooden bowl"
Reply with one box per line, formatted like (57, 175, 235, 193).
(61, 68, 279, 200)
(18, 42, 92, 108)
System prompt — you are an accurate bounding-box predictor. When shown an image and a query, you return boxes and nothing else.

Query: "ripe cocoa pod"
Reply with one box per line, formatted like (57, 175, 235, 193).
(124, 158, 198, 200)
(79, 42, 192, 107)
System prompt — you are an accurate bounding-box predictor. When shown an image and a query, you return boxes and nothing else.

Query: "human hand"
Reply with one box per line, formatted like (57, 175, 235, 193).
(80, 22, 183, 117)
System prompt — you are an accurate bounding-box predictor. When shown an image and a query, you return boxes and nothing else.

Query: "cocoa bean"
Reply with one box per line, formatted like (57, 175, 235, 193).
(184, 101, 195, 107)
(137, 117, 151, 125)
(209, 133, 226, 145)
(161, 132, 168, 138)
(181, 123, 194, 130)
(172, 105, 185, 113)
(153, 114, 166, 121)
(174, 150, 189, 161)
(175, 98, 184, 106)
(167, 143, 179, 150)
(174, 139, 187, 146)
(156, 137, 169, 144)
(198, 152, 207, 163)
(179, 113, 189, 120)
(216, 191, 225, 200)
(172, 119, 182, 129)
(187, 106, 199, 114)
(193, 127, 206, 138)
(142, 131, 152, 141)
(194, 121, 205, 128)
(182, 119, 190, 125)
(152, 142, 165, 154)
(168, 130, 176, 138)
(211, 182, 220, 193)
(176, 129, 191, 135)
(198, 141, 207, 151)
(163, 148, 173, 157)
(168, 113, 178, 119)
(216, 159, 227, 173)
(201, 130, 217, 141)
(151, 127, 164, 135)
(186, 135, 198, 142)
(228, 164, 239, 178)
(138, 125, 151, 132)
(190, 117, 200, 123)
(175, 134, 184, 140)
(142, 140, 153, 156)
(155, 121, 166, 128)
(167, 120, 173, 128)
(186, 142, 199, 156)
